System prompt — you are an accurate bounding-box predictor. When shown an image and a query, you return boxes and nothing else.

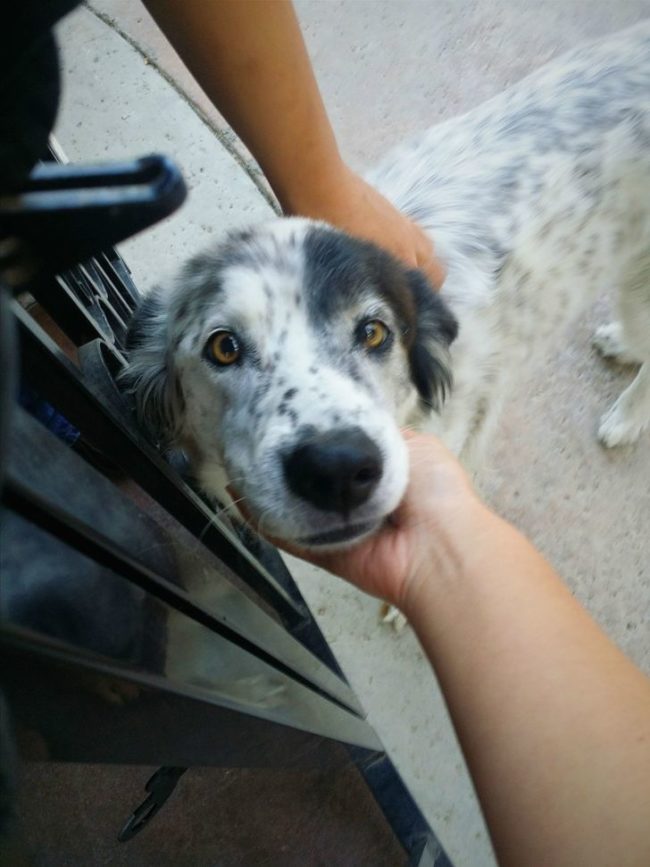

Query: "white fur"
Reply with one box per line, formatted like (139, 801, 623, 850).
(125, 25, 650, 567)
(366, 25, 650, 469)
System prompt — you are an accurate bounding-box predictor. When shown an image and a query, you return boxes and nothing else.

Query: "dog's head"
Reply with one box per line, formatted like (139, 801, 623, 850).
(123, 218, 457, 547)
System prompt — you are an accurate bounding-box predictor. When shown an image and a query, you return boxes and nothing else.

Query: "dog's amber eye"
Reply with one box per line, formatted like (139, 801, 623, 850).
(206, 330, 241, 366)
(361, 319, 389, 351)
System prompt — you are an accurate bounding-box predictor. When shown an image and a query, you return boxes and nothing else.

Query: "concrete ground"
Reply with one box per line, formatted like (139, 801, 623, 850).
(24, 2, 650, 865)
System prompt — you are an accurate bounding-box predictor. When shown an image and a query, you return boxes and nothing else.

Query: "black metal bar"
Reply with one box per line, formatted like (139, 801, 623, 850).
(0, 155, 187, 275)
(1, 634, 383, 758)
(2, 142, 454, 865)
(3, 477, 359, 712)
(6, 407, 362, 711)
(0, 284, 15, 487)
(99, 249, 140, 309)
(83, 259, 134, 322)
(13, 302, 307, 628)
(27, 272, 119, 348)
(351, 749, 453, 867)
(25, 261, 129, 351)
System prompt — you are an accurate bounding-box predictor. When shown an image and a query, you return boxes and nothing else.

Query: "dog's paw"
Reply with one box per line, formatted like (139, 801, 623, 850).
(379, 602, 408, 632)
(592, 323, 640, 365)
(598, 404, 646, 447)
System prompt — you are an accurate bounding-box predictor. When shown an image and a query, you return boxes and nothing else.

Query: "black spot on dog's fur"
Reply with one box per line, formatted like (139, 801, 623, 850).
(303, 229, 374, 319)
(304, 226, 458, 410)
(405, 269, 458, 409)
(231, 228, 254, 245)
(343, 357, 364, 384)
(279, 403, 299, 425)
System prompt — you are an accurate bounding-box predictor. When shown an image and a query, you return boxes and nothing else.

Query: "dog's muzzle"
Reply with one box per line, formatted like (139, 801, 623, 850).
(283, 426, 383, 515)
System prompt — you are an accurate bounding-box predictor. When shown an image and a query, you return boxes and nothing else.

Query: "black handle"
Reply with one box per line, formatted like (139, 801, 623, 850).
(0, 154, 187, 279)
(117, 766, 187, 842)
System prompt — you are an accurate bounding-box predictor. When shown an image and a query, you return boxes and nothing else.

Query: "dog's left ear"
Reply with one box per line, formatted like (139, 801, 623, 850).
(405, 268, 458, 411)
(120, 289, 184, 448)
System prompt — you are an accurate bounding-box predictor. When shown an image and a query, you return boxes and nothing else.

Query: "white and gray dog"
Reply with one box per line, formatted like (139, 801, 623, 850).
(124, 24, 650, 552)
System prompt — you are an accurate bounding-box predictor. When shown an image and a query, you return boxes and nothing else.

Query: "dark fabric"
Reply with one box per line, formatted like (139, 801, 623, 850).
(0, 1, 80, 187)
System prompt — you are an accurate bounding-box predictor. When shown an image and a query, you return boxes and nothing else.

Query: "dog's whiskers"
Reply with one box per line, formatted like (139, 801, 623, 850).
(198, 495, 249, 543)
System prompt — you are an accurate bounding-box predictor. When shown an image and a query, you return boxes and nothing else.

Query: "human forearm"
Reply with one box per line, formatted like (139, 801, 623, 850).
(140, 0, 446, 285)
(406, 509, 650, 867)
(273, 431, 650, 862)
(142, 0, 344, 212)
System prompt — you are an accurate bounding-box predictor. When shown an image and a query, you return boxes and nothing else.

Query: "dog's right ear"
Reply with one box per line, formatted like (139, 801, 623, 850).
(121, 290, 183, 448)
(405, 268, 458, 412)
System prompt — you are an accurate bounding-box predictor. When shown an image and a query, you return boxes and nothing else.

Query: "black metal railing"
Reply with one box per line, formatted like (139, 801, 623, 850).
(0, 153, 449, 864)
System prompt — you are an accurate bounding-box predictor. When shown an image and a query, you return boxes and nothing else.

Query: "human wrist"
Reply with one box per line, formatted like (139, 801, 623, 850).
(274, 153, 352, 216)
(400, 496, 499, 622)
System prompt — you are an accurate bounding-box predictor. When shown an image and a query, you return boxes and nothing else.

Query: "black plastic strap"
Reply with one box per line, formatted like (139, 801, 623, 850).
(0, 155, 186, 277)
(117, 767, 187, 842)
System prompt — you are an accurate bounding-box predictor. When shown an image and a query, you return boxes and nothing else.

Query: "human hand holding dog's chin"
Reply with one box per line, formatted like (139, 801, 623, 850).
(256, 432, 485, 618)
(284, 165, 447, 291)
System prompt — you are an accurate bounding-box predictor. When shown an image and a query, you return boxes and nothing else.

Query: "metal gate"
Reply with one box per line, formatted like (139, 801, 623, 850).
(0, 13, 451, 863)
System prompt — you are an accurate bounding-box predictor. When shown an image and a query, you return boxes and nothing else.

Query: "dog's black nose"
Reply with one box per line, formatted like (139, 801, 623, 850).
(283, 427, 383, 514)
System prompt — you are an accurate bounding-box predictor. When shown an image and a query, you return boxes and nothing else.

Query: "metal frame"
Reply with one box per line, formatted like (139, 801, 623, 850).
(0, 155, 452, 865)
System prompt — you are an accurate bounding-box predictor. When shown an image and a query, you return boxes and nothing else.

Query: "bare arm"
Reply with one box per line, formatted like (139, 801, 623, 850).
(407, 506, 650, 867)
(141, 0, 445, 286)
(292, 433, 650, 867)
